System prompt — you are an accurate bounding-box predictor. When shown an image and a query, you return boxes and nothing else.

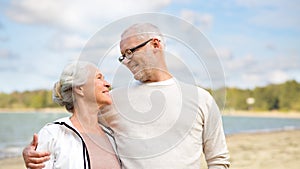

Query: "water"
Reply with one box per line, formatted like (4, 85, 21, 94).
(0, 112, 69, 159)
(223, 116, 300, 134)
(1, 112, 300, 159)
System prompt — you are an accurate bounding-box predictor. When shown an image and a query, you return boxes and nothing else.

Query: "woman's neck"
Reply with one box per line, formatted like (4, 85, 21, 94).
(70, 109, 101, 134)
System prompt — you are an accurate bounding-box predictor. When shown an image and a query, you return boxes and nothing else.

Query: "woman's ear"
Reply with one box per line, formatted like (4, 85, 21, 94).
(74, 86, 84, 96)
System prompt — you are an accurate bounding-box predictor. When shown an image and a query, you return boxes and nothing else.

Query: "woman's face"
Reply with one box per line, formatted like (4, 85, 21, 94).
(82, 65, 112, 108)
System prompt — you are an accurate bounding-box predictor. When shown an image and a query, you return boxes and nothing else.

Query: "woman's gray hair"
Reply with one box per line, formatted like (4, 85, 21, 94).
(52, 61, 92, 112)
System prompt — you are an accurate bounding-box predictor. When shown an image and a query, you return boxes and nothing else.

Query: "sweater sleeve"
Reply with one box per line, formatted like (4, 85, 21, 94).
(202, 94, 230, 169)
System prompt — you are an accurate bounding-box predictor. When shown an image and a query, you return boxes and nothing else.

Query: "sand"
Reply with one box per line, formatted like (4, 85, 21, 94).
(0, 156, 25, 169)
(1, 130, 300, 169)
(202, 130, 300, 169)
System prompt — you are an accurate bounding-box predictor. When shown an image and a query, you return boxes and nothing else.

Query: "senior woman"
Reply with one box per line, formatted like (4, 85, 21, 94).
(25, 61, 121, 169)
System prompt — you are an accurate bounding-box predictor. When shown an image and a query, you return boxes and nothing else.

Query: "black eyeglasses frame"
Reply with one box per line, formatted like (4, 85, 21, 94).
(118, 38, 153, 62)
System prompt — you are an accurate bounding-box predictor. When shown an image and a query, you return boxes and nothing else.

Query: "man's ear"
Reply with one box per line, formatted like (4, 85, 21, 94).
(74, 86, 84, 96)
(152, 38, 161, 49)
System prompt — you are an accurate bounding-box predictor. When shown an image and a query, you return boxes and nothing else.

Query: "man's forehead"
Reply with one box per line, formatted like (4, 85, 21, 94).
(120, 36, 139, 48)
(121, 35, 139, 42)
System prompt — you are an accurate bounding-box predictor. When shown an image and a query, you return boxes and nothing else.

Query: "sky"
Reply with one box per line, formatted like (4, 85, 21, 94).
(0, 0, 299, 93)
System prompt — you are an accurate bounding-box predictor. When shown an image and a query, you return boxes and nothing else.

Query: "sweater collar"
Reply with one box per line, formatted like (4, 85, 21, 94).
(133, 77, 176, 86)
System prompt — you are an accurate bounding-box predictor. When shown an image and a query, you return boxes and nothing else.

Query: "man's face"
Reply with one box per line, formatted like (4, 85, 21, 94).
(120, 36, 155, 82)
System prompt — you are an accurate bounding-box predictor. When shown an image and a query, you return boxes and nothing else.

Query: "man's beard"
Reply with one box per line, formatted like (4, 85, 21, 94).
(133, 68, 152, 82)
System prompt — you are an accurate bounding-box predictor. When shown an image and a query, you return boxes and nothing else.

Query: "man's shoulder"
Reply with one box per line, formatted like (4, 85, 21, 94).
(177, 81, 211, 95)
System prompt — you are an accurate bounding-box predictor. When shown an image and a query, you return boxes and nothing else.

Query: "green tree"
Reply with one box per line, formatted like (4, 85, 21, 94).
(278, 80, 300, 111)
(226, 88, 251, 110)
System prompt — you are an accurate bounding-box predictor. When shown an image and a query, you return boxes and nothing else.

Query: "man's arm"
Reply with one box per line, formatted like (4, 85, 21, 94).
(22, 134, 51, 169)
(203, 95, 230, 169)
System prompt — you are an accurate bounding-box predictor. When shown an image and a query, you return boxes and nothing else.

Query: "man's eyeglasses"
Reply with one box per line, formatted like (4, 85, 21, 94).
(118, 38, 153, 62)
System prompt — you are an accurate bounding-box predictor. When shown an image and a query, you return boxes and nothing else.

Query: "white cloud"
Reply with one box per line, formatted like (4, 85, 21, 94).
(6, 0, 171, 32)
(259, 53, 300, 73)
(1, 0, 299, 92)
(235, 0, 282, 8)
(0, 71, 55, 92)
(4, 0, 172, 54)
(250, 9, 300, 29)
(0, 49, 10, 59)
(236, 69, 290, 88)
(223, 53, 256, 72)
(235, 0, 300, 29)
(268, 70, 290, 84)
(0, 36, 9, 42)
(265, 43, 277, 51)
(222, 49, 300, 88)
(217, 48, 233, 60)
(240, 73, 262, 87)
(0, 49, 17, 59)
(179, 9, 213, 31)
(48, 33, 87, 51)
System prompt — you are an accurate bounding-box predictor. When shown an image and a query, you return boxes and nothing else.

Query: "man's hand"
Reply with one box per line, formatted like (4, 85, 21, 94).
(22, 134, 50, 169)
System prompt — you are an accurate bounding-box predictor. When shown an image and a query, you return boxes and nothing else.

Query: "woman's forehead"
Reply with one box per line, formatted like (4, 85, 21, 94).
(86, 65, 101, 76)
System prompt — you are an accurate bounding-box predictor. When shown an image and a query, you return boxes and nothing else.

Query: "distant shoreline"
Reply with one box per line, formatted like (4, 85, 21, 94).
(223, 110, 300, 119)
(1, 108, 300, 118)
(0, 108, 67, 113)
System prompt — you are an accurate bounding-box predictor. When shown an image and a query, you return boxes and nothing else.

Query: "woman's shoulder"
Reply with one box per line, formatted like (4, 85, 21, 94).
(38, 116, 71, 136)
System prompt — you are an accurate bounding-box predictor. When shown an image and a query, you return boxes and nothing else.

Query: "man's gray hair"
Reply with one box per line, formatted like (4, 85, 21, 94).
(121, 23, 165, 45)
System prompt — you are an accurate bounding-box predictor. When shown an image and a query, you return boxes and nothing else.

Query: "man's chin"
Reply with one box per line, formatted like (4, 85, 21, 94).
(134, 72, 148, 82)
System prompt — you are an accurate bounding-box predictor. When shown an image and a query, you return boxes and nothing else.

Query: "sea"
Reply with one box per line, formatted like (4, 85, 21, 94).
(1, 112, 300, 159)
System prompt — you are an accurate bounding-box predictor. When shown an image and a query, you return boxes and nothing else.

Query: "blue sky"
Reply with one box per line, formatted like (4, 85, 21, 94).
(0, 0, 299, 93)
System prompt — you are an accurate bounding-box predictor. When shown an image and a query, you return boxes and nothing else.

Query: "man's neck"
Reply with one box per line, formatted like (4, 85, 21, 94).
(145, 69, 173, 83)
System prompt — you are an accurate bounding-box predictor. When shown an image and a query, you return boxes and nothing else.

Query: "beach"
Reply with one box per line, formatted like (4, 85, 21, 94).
(1, 130, 299, 169)
(229, 130, 300, 169)
(202, 129, 300, 169)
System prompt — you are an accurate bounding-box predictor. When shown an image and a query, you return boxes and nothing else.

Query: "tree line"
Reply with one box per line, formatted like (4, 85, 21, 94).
(225, 80, 300, 111)
(1, 80, 300, 111)
(0, 90, 57, 109)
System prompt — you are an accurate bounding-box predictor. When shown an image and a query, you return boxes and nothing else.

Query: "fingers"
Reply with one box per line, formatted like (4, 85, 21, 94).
(31, 133, 39, 149)
(28, 150, 51, 158)
(26, 162, 46, 169)
(23, 140, 50, 159)
(23, 134, 50, 169)
(28, 155, 50, 164)
(23, 152, 50, 169)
